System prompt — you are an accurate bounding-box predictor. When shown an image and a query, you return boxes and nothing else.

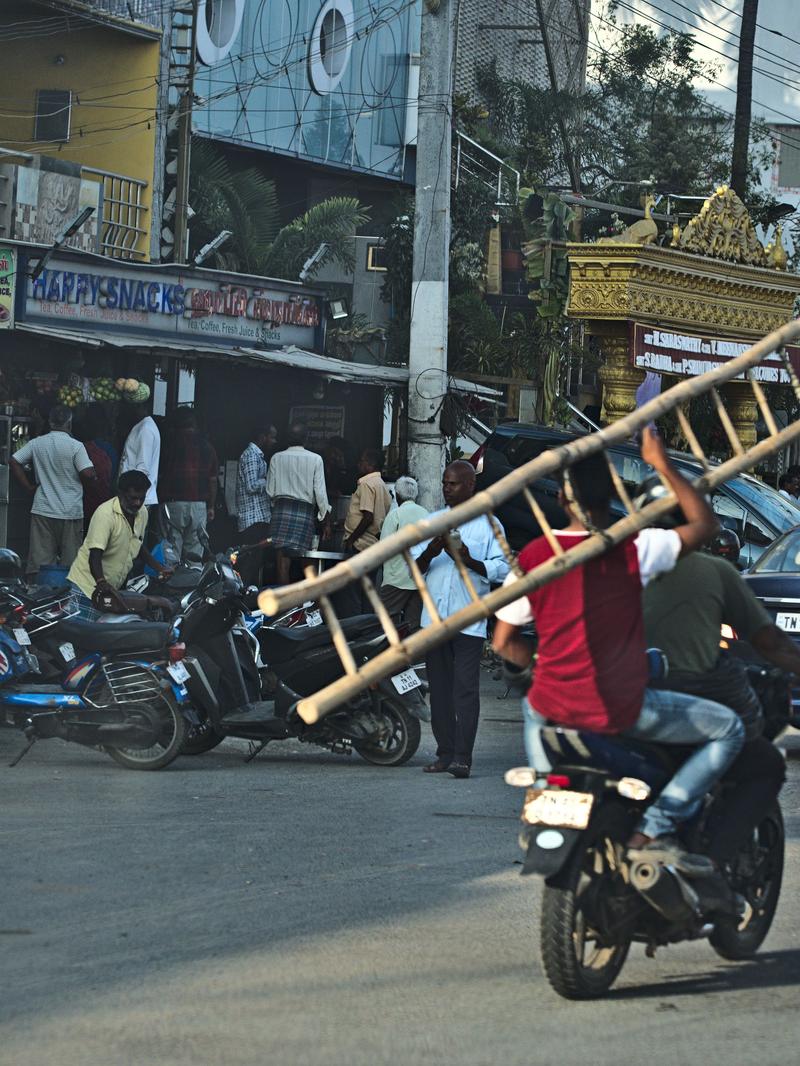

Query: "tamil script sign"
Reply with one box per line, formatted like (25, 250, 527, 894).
(631, 323, 800, 383)
(24, 257, 321, 349)
(0, 248, 15, 329)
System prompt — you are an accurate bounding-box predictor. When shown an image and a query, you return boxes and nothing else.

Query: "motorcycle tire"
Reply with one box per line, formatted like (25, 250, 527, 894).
(540, 803, 633, 1000)
(104, 696, 187, 771)
(353, 694, 421, 767)
(709, 802, 784, 960)
(182, 726, 225, 755)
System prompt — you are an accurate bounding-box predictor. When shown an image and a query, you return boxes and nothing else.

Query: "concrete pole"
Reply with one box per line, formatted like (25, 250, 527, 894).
(406, 0, 455, 511)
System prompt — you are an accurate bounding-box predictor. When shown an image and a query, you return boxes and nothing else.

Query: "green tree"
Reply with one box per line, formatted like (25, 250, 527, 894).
(188, 139, 369, 278)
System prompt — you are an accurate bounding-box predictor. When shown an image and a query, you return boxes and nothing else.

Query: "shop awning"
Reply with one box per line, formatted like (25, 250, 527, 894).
(16, 323, 502, 396)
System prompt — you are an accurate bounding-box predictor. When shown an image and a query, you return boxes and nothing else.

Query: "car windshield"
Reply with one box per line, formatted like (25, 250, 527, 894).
(751, 529, 800, 573)
(727, 476, 800, 533)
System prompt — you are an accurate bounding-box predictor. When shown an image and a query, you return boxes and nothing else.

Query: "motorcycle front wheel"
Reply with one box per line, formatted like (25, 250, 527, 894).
(540, 805, 633, 1000)
(104, 696, 186, 771)
(353, 694, 421, 767)
(710, 801, 784, 960)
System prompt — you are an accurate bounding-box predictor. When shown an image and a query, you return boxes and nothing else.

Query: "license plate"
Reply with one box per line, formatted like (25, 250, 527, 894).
(305, 609, 323, 627)
(776, 612, 800, 633)
(522, 789, 594, 830)
(167, 661, 190, 684)
(59, 642, 75, 662)
(391, 668, 421, 694)
(13, 627, 31, 646)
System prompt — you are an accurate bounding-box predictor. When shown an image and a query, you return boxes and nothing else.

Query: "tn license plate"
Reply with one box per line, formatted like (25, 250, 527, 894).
(522, 789, 594, 830)
(391, 668, 421, 694)
(167, 661, 191, 684)
(776, 612, 800, 632)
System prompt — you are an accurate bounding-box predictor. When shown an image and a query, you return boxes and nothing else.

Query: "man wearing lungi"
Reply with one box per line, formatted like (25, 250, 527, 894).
(266, 423, 331, 584)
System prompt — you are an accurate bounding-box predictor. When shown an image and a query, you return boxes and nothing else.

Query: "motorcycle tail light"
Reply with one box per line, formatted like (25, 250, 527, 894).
(617, 777, 651, 801)
(168, 642, 187, 663)
(546, 773, 571, 788)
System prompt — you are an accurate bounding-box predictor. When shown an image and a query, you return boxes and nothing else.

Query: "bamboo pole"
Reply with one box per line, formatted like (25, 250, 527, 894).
(488, 513, 523, 578)
(778, 348, 800, 403)
(747, 372, 779, 437)
(360, 574, 401, 646)
(258, 319, 800, 617)
(443, 533, 479, 602)
(296, 413, 800, 723)
(711, 387, 745, 456)
(522, 487, 565, 556)
(676, 405, 710, 469)
(306, 567, 357, 677)
(403, 549, 441, 624)
(605, 456, 634, 513)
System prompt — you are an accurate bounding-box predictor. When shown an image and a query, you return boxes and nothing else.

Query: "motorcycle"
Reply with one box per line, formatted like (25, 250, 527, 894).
(513, 663, 787, 999)
(170, 555, 427, 766)
(0, 580, 194, 771)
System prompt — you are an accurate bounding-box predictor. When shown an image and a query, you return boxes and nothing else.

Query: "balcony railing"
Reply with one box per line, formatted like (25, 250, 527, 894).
(82, 167, 149, 260)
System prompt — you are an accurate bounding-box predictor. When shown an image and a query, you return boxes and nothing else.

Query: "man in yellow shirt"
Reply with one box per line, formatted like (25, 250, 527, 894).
(338, 448, 392, 616)
(68, 470, 172, 619)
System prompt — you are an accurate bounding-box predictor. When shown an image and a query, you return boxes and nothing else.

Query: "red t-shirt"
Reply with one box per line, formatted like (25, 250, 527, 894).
(496, 528, 681, 733)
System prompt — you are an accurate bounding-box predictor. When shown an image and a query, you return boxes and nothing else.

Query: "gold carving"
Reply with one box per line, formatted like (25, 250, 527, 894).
(598, 195, 658, 247)
(597, 334, 645, 423)
(765, 224, 789, 271)
(722, 380, 758, 450)
(677, 185, 767, 267)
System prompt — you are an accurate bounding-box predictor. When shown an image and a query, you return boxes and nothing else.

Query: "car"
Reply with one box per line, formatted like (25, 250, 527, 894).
(471, 422, 800, 568)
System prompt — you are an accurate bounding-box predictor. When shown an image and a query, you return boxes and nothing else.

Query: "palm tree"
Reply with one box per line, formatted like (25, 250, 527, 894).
(188, 139, 370, 279)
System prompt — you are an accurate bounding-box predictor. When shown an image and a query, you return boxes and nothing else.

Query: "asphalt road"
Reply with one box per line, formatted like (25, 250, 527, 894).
(2, 672, 799, 1066)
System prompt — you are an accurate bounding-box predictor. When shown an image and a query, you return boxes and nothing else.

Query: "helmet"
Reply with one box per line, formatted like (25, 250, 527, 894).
(710, 528, 741, 564)
(0, 549, 22, 582)
(632, 474, 682, 528)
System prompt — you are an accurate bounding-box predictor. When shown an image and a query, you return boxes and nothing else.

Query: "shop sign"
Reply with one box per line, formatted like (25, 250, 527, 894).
(630, 323, 800, 383)
(0, 248, 15, 329)
(24, 258, 321, 348)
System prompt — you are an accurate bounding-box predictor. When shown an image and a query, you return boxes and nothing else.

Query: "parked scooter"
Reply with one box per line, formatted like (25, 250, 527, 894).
(171, 555, 427, 765)
(0, 553, 194, 770)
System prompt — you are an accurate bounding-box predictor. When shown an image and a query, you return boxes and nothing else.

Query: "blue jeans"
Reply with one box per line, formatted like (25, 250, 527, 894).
(522, 689, 745, 839)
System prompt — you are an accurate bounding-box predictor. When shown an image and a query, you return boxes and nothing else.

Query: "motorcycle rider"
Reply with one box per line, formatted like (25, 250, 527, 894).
(639, 478, 797, 866)
(491, 429, 744, 874)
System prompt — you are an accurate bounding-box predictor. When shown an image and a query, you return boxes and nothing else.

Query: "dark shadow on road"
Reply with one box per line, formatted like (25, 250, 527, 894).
(610, 949, 800, 1000)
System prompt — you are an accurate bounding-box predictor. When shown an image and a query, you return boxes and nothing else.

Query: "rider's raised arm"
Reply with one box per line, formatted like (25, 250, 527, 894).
(640, 427, 718, 555)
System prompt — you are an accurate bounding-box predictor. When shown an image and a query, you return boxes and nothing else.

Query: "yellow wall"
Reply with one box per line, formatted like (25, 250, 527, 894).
(0, 4, 160, 260)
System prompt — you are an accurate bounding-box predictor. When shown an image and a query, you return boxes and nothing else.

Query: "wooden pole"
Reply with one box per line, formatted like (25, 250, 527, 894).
(258, 320, 800, 617)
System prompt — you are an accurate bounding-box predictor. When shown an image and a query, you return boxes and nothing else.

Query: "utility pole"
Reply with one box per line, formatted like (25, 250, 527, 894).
(731, 0, 758, 199)
(406, 0, 455, 510)
(173, 0, 198, 264)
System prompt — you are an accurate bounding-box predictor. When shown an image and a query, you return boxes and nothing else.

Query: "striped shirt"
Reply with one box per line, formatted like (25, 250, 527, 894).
(236, 442, 270, 531)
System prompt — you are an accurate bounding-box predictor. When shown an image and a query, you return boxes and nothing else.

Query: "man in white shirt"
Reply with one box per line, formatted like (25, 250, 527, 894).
(11, 405, 96, 576)
(119, 401, 161, 508)
(379, 475, 428, 630)
(266, 423, 331, 584)
(411, 461, 510, 778)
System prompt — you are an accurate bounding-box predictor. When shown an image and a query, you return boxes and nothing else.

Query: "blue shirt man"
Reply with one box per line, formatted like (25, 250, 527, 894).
(412, 461, 510, 778)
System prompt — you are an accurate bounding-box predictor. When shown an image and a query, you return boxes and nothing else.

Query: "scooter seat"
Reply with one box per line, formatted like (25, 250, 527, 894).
(259, 613, 381, 664)
(50, 618, 171, 654)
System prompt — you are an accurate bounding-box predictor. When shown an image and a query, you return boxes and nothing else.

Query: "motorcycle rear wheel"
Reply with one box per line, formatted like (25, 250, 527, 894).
(710, 802, 784, 960)
(540, 805, 633, 1000)
(353, 695, 421, 767)
(104, 696, 186, 771)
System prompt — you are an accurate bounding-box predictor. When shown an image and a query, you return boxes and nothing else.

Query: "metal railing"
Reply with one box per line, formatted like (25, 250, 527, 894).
(82, 167, 149, 260)
(454, 130, 520, 206)
(258, 320, 800, 724)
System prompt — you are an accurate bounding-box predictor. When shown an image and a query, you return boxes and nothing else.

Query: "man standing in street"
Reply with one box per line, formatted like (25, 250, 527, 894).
(119, 397, 160, 510)
(266, 423, 330, 585)
(236, 424, 277, 586)
(158, 408, 218, 563)
(412, 461, 510, 778)
(10, 405, 96, 576)
(379, 475, 428, 630)
(339, 448, 392, 616)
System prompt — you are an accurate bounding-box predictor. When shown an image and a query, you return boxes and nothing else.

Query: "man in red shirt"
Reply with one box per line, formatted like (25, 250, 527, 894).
(492, 429, 744, 873)
(159, 408, 218, 563)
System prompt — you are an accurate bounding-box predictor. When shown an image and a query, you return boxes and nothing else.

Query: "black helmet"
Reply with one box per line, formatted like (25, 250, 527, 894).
(0, 548, 22, 581)
(632, 474, 683, 528)
(710, 528, 741, 564)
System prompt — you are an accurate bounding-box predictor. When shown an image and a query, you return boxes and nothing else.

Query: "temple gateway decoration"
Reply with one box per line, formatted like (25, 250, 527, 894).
(566, 186, 800, 447)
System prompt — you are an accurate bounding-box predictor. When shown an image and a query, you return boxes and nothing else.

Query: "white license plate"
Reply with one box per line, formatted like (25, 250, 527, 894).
(167, 661, 190, 684)
(522, 789, 594, 830)
(776, 612, 800, 632)
(391, 668, 421, 694)
(13, 627, 31, 646)
(305, 609, 323, 627)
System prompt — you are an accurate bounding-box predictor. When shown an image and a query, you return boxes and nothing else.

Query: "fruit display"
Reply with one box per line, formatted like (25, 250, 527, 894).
(90, 377, 117, 401)
(127, 381, 150, 403)
(58, 384, 83, 408)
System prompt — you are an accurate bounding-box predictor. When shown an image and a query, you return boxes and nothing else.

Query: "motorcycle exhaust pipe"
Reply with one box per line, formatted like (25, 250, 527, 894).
(630, 860, 700, 923)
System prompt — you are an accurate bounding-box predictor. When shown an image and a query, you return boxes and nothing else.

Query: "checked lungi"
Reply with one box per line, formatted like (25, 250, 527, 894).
(268, 497, 317, 553)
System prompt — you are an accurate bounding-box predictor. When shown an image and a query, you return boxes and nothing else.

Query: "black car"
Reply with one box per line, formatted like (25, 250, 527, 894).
(472, 422, 800, 567)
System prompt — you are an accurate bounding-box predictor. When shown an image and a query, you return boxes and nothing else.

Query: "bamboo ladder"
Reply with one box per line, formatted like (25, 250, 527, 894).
(259, 321, 800, 724)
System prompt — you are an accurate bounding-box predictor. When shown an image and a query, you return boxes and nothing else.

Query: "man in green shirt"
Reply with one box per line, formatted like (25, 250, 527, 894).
(643, 546, 800, 863)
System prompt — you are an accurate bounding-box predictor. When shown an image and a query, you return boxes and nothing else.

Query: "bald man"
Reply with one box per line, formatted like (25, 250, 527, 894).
(411, 461, 510, 778)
